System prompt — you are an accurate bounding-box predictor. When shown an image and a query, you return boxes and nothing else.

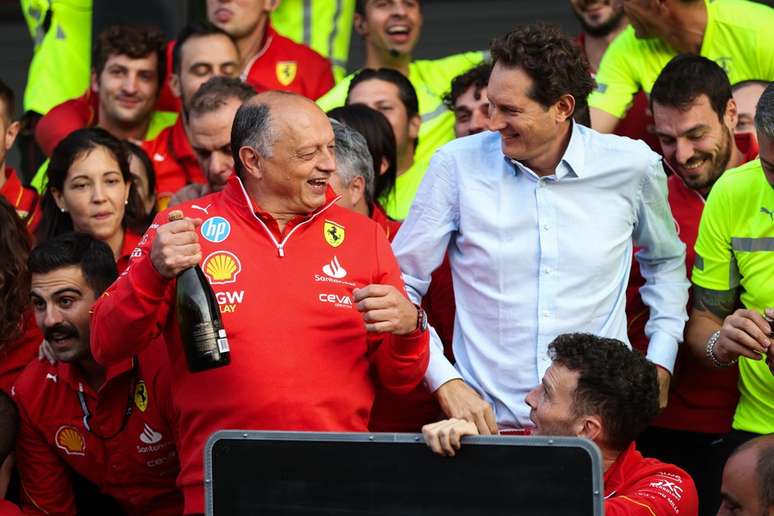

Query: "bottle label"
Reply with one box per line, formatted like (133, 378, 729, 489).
(217, 337, 230, 353)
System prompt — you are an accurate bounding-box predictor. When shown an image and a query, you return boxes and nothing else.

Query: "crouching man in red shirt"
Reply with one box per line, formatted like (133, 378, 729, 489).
(12, 233, 182, 515)
(423, 334, 699, 516)
(90, 91, 430, 514)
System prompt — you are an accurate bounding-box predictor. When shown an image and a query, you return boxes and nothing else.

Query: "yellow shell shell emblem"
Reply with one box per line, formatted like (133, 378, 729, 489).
(276, 61, 297, 86)
(203, 251, 242, 285)
(324, 220, 345, 248)
(135, 380, 148, 412)
(55, 425, 86, 456)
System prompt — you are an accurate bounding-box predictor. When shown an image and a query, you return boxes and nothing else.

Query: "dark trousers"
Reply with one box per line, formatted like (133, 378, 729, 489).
(636, 426, 730, 516)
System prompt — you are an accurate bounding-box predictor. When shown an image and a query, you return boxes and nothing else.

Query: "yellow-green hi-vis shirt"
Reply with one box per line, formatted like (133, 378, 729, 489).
(317, 51, 486, 220)
(589, 0, 774, 119)
(271, 0, 355, 83)
(691, 159, 774, 435)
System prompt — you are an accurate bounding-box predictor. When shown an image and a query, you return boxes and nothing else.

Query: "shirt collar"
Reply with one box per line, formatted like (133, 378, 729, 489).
(504, 122, 585, 180)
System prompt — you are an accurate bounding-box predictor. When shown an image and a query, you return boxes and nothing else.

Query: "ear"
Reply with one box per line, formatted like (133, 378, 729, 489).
(576, 415, 604, 442)
(239, 146, 263, 180)
(349, 175, 366, 205)
(723, 98, 738, 131)
(408, 114, 421, 140)
(354, 12, 368, 37)
(4, 120, 20, 151)
(265, 0, 280, 12)
(554, 94, 576, 124)
(379, 156, 390, 175)
(169, 73, 182, 99)
(51, 187, 66, 212)
(90, 70, 99, 94)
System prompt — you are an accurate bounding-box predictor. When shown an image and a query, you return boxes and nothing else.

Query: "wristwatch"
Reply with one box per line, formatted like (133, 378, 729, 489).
(413, 303, 428, 332)
(705, 330, 737, 368)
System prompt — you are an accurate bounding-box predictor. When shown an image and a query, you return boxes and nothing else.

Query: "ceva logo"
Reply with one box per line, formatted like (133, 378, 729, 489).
(322, 256, 347, 279)
(318, 293, 353, 308)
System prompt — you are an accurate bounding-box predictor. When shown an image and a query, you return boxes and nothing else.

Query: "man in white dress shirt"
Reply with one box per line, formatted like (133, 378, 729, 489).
(392, 23, 689, 434)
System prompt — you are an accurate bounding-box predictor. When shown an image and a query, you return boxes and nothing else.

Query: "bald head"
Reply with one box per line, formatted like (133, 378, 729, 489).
(231, 91, 329, 178)
(719, 435, 774, 516)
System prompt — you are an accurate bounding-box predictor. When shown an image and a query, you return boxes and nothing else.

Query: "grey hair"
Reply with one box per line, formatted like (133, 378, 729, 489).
(754, 82, 774, 139)
(231, 99, 282, 178)
(329, 118, 375, 205)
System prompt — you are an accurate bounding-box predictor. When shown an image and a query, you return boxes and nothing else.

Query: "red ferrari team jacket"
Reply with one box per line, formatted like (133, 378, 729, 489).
(0, 311, 41, 396)
(90, 176, 429, 513)
(12, 338, 182, 515)
(626, 133, 758, 434)
(1, 167, 40, 230)
(605, 443, 698, 516)
(240, 25, 334, 100)
(141, 117, 205, 206)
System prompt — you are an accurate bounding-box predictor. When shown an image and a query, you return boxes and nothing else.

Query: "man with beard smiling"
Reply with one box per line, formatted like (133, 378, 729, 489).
(626, 54, 759, 516)
(12, 232, 182, 515)
(423, 334, 699, 516)
(90, 91, 430, 514)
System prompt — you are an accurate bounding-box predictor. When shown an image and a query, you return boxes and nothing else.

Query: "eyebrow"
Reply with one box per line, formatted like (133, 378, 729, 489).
(53, 288, 82, 297)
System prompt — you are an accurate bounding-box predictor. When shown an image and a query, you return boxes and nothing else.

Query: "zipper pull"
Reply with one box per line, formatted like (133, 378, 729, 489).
(278, 244, 285, 257)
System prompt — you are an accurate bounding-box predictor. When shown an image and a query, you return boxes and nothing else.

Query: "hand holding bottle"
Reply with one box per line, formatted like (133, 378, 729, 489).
(151, 211, 203, 278)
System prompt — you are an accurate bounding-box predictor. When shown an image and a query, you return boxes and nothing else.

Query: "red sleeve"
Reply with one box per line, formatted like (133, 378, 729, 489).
(368, 223, 429, 395)
(90, 215, 175, 367)
(605, 469, 699, 516)
(35, 94, 94, 157)
(13, 395, 76, 515)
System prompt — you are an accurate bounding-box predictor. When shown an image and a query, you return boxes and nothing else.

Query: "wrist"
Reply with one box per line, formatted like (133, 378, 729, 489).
(705, 330, 737, 368)
(412, 303, 428, 333)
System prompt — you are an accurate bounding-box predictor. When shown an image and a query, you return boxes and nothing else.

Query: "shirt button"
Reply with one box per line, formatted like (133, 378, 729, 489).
(543, 311, 550, 318)
(543, 267, 550, 274)
(543, 224, 550, 231)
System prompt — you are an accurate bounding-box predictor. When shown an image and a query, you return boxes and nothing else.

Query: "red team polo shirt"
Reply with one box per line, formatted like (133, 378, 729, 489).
(12, 338, 182, 516)
(141, 117, 205, 206)
(1, 167, 40, 230)
(90, 176, 429, 513)
(626, 132, 759, 434)
(604, 443, 698, 515)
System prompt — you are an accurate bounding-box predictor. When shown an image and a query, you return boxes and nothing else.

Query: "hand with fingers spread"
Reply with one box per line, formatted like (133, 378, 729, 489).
(150, 212, 203, 279)
(435, 379, 498, 435)
(714, 308, 773, 365)
(422, 418, 479, 457)
(353, 284, 419, 335)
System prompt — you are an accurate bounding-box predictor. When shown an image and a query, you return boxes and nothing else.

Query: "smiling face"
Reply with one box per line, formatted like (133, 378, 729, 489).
(454, 85, 490, 138)
(93, 53, 159, 128)
(356, 0, 422, 60)
(245, 97, 337, 216)
(189, 97, 242, 192)
(653, 94, 735, 195)
(487, 63, 567, 163)
(31, 265, 96, 363)
(570, 0, 626, 37)
(51, 146, 129, 245)
(525, 363, 585, 437)
(171, 33, 240, 113)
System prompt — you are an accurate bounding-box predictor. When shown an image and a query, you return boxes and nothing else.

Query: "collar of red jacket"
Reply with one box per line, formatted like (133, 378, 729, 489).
(242, 23, 278, 71)
(603, 441, 638, 496)
(735, 131, 759, 162)
(171, 115, 196, 161)
(1, 165, 23, 201)
(222, 174, 340, 239)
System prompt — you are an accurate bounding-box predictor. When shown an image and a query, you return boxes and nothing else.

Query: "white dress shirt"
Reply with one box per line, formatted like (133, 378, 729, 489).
(392, 123, 689, 428)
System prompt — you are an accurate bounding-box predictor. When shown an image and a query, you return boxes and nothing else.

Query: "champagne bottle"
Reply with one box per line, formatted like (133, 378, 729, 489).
(169, 210, 231, 372)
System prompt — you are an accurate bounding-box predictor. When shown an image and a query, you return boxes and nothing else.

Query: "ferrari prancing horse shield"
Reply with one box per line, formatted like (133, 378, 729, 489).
(324, 220, 345, 248)
(276, 61, 297, 86)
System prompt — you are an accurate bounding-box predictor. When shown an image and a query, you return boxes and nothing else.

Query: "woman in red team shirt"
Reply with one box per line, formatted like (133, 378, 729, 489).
(35, 128, 148, 273)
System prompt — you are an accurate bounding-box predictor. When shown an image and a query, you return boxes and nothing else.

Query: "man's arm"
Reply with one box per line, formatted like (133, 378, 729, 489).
(392, 150, 497, 434)
(90, 212, 202, 366)
(590, 108, 620, 134)
(14, 399, 76, 515)
(632, 159, 690, 378)
(604, 466, 698, 516)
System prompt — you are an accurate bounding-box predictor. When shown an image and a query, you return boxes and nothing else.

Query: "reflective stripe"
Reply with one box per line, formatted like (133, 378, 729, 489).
(303, 0, 312, 46)
(421, 102, 449, 124)
(731, 237, 774, 252)
(328, 0, 343, 65)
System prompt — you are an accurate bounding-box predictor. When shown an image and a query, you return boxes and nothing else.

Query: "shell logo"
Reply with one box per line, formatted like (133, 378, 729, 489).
(55, 425, 86, 456)
(203, 251, 242, 285)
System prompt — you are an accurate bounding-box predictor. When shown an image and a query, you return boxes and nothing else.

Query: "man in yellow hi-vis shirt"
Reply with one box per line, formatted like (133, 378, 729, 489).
(589, 0, 774, 134)
(317, 0, 485, 220)
(686, 83, 774, 453)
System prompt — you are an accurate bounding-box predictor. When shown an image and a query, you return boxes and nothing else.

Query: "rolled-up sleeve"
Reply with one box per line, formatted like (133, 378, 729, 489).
(392, 150, 462, 391)
(632, 159, 690, 372)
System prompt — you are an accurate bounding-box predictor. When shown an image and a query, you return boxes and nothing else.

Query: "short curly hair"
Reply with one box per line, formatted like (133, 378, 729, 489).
(548, 333, 659, 451)
(489, 23, 594, 112)
(92, 24, 167, 85)
(442, 61, 493, 111)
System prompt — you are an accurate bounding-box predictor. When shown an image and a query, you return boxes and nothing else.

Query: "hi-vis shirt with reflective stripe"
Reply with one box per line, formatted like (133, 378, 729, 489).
(272, 0, 355, 82)
(692, 159, 774, 435)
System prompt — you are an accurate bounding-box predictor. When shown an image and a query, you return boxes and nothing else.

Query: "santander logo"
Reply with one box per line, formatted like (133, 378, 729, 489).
(139, 424, 163, 445)
(322, 256, 347, 279)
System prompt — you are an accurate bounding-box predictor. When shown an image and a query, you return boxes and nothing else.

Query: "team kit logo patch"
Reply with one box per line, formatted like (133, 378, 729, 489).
(200, 216, 231, 243)
(324, 220, 345, 248)
(203, 251, 242, 285)
(135, 381, 148, 412)
(55, 425, 86, 456)
(276, 61, 297, 86)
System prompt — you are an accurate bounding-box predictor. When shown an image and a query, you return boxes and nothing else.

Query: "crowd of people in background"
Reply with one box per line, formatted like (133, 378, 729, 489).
(0, 0, 773, 515)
